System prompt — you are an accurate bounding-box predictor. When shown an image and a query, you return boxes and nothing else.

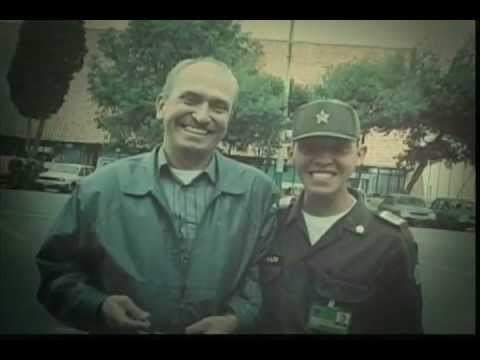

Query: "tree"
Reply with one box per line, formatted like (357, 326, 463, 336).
(7, 20, 87, 159)
(88, 20, 264, 153)
(288, 81, 314, 116)
(225, 66, 286, 164)
(314, 36, 475, 193)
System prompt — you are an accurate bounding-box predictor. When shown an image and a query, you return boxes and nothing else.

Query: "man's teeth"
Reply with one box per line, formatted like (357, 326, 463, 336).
(184, 126, 208, 135)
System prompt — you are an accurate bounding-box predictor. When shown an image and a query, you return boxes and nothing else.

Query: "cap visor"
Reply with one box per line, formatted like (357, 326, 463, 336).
(293, 131, 358, 141)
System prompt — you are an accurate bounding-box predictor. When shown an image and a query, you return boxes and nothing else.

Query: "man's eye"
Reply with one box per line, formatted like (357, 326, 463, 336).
(211, 102, 228, 113)
(183, 95, 200, 105)
(213, 105, 228, 113)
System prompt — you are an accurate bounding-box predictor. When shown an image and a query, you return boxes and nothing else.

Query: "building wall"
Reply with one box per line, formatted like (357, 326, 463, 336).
(258, 39, 408, 85)
(0, 23, 108, 144)
(410, 161, 476, 203)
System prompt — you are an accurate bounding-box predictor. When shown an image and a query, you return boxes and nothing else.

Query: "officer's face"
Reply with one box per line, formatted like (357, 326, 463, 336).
(294, 137, 367, 197)
(157, 62, 238, 157)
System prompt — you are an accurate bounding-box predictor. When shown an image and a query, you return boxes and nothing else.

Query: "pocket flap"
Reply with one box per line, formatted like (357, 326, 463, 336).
(314, 275, 371, 303)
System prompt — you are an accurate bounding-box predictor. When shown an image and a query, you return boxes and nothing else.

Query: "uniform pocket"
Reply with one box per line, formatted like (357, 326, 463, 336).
(313, 275, 371, 304)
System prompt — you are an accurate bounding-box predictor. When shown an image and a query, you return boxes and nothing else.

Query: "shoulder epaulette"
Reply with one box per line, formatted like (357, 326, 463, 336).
(375, 210, 406, 227)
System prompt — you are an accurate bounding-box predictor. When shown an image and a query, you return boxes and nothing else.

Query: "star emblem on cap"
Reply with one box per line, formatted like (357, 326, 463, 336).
(316, 110, 330, 125)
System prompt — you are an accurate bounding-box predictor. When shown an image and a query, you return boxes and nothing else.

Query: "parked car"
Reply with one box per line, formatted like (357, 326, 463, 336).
(35, 163, 95, 193)
(378, 193, 436, 227)
(430, 198, 475, 231)
(0, 155, 45, 190)
(364, 193, 385, 212)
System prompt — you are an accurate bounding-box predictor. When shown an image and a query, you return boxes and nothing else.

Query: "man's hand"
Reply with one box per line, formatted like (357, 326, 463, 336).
(185, 314, 239, 334)
(100, 295, 151, 332)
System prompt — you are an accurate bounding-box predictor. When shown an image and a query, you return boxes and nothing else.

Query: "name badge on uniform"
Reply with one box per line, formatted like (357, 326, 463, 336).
(307, 301, 352, 334)
(265, 255, 281, 264)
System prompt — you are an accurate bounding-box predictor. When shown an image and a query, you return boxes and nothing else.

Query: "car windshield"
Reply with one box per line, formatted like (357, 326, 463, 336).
(456, 201, 475, 213)
(50, 164, 81, 175)
(462, 201, 474, 210)
(396, 196, 426, 207)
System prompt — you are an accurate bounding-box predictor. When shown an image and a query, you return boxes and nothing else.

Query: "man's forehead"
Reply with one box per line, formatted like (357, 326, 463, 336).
(174, 86, 233, 104)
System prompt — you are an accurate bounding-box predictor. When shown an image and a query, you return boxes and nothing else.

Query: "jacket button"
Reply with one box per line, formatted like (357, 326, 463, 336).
(181, 254, 189, 264)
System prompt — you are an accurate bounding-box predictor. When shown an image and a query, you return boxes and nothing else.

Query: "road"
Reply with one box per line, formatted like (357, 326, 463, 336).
(0, 189, 475, 334)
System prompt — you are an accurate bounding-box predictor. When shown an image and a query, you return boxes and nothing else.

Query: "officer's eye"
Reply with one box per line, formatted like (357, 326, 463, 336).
(333, 143, 353, 154)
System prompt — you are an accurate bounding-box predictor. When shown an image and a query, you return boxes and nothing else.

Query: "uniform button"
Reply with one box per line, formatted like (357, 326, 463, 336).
(355, 225, 365, 234)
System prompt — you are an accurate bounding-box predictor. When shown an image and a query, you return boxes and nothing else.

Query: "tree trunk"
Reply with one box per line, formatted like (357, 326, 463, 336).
(31, 118, 47, 159)
(25, 118, 32, 159)
(405, 160, 428, 194)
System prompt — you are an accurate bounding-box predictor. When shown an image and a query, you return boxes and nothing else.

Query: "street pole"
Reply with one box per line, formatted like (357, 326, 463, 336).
(278, 20, 296, 191)
(284, 20, 295, 118)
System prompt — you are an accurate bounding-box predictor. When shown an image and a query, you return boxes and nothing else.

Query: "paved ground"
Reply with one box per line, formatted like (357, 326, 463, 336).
(0, 189, 475, 334)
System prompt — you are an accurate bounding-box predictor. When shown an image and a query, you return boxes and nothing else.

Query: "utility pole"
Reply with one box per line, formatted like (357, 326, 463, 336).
(284, 20, 295, 119)
(276, 20, 295, 190)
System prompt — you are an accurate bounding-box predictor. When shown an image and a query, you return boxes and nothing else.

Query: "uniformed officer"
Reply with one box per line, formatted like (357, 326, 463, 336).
(259, 99, 423, 334)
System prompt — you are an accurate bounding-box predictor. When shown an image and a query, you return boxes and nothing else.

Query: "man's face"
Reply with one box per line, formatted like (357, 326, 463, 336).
(293, 137, 366, 197)
(157, 62, 238, 156)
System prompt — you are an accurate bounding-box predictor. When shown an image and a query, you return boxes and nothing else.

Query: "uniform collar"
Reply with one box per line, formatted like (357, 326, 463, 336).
(285, 188, 372, 237)
(120, 146, 248, 196)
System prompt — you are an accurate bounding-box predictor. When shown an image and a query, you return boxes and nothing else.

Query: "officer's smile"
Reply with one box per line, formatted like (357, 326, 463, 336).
(309, 170, 338, 181)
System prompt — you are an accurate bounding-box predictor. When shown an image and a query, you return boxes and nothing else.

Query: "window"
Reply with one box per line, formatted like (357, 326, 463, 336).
(51, 164, 81, 175)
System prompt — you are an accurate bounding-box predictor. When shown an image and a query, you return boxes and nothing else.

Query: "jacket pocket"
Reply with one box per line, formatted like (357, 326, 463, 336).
(260, 264, 282, 284)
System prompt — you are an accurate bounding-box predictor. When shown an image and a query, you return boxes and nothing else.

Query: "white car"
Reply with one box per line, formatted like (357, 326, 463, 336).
(378, 193, 437, 227)
(35, 163, 95, 193)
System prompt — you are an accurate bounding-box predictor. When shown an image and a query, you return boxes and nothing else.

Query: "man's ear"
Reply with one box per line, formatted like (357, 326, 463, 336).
(156, 95, 165, 120)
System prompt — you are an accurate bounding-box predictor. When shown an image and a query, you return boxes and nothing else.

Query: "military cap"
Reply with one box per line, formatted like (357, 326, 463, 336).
(292, 99, 361, 141)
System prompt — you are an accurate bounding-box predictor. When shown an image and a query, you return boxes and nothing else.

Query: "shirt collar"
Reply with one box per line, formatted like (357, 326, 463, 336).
(158, 147, 217, 184)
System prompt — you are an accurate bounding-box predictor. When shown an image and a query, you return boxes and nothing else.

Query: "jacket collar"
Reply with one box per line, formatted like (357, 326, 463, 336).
(120, 146, 249, 196)
(157, 147, 217, 184)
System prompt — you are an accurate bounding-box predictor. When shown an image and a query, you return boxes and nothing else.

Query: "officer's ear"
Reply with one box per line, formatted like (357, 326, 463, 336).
(357, 145, 367, 163)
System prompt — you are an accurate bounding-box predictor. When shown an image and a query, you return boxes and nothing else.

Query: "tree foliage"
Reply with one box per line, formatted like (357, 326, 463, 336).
(315, 37, 475, 192)
(88, 20, 284, 154)
(7, 20, 87, 158)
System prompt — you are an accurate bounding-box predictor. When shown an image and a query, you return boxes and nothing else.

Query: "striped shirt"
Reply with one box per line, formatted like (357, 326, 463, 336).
(157, 148, 217, 257)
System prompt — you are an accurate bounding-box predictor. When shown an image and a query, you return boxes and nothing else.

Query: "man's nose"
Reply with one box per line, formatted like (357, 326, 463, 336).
(192, 103, 211, 124)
